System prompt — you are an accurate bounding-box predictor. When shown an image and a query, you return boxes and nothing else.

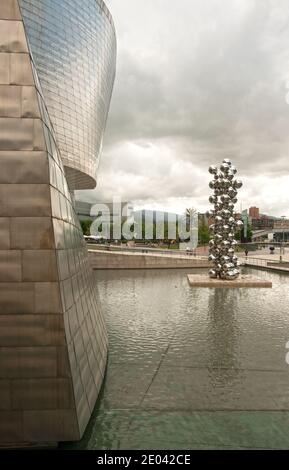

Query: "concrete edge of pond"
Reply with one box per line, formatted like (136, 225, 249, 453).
(187, 274, 273, 288)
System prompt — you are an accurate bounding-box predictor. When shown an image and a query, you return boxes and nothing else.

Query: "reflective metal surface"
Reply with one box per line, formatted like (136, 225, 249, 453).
(0, 1, 109, 444)
(63, 268, 289, 450)
(19, 0, 117, 189)
(208, 159, 243, 280)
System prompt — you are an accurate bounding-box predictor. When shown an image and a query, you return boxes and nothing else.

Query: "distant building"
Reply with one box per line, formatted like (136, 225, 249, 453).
(249, 207, 260, 219)
(251, 218, 274, 230)
(274, 219, 289, 229)
(75, 201, 133, 223)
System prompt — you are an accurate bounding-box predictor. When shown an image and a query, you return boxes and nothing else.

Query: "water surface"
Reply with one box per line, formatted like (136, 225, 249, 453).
(63, 268, 289, 449)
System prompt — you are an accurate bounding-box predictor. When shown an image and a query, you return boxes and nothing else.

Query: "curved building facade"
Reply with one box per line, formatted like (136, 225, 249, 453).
(19, 0, 116, 189)
(0, 0, 115, 445)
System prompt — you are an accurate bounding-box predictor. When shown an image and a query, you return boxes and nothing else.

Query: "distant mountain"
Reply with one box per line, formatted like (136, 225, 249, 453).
(133, 209, 180, 223)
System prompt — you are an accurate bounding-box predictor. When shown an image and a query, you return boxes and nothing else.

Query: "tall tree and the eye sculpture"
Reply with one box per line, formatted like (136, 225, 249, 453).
(208, 159, 244, 280)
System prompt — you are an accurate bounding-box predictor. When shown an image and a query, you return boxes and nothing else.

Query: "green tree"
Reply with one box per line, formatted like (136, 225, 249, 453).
(80, 219, 92, 236)
(198, 222, 210, 245)
(236, 223, 252, 242)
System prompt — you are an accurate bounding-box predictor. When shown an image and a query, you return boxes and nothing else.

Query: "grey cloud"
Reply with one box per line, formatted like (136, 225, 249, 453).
(79, 0, 289, 216)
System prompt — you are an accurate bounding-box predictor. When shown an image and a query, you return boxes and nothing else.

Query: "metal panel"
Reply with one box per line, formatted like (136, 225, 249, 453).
(23, 409, 79, 442)
(0, 347, 58, 378)
(10, 217, 54, 250)
(20, 0, 116, 189)
(0, 184, 51, 216)
(0, 250, 21, 282)
(10, 53, 34, 85)
(0, 0, 21, 20)
(0, 411, 23, 443)
(0, 20, 28, 52)
(0, 85, 21, 117)
(0, 0, 110, 444)
(52, 218, 66, 249)
(0, 151, 48, 183)
(22, 250, 58, 282)
(34, 282, 62, 315)
(0, 314, 65, 347)
(21, 86, 40, 118)
(0, 53, 9, 84)
(33, 119, 45, 150)
(11, 378, 73, 410)
(0, 283, 35, 315)
(0, 217, 10, 249)
(57, 250, 70, 281)
(0, 117, 34, 150)
(0, 380, 11, 410)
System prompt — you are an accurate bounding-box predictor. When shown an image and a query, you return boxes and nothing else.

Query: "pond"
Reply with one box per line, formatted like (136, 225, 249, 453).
(62, 267, 289, 450)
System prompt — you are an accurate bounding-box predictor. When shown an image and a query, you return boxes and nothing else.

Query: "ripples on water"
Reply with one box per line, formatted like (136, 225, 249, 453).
(62, 268, 289, 450)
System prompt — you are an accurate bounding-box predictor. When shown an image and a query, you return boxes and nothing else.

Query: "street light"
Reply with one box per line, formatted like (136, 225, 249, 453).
(280, 215, 287, 262)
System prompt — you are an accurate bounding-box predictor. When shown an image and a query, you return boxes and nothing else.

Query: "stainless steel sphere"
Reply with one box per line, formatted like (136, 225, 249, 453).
(223, 262, 235, 272)
(220, 255, 230, 264)
(228, 187, 237, 198)
(214, 233, 223, 243)
(222, 224, 230, 233)
(221, 209, 231, 219)
(209, 195, 218, 204)
(220, 163, 230, 173)
(208, 159, 242, 280)
(221, 240, 230, 248)
(225, 271, 238, 280)
(234, 179, 243, 189)
(227, 232, 235, 241)
(222, 178, 231, 188)
(209, 269, 217, 279)
(221, 194, 230, 203)
(236, 219, 244, 229)
(209, 165, 218, 175)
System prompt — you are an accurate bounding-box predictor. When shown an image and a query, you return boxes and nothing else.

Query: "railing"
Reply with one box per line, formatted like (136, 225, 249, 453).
(243, 257, 271, 268)
(87, 244, 208, 260)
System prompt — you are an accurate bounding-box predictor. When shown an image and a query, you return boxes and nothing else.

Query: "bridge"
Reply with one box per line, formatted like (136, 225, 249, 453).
(252, 228, 289, 240)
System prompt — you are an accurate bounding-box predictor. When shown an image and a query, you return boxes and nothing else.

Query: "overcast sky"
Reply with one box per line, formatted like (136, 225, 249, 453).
(78, 0, 289, 216)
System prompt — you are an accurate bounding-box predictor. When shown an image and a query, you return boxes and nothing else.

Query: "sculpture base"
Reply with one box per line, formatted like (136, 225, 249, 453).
(187, 274, 272, 288)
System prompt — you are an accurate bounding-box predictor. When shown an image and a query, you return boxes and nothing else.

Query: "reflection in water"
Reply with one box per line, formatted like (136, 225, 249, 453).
(207, 289, 241, 386)
(61, 268, 289, 450)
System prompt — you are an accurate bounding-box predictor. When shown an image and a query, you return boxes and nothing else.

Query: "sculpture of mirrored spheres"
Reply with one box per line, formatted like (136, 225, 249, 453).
(208, 159, 243, 280)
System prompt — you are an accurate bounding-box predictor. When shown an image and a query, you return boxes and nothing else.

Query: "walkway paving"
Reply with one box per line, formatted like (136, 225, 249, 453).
(240, 247, 289, 262)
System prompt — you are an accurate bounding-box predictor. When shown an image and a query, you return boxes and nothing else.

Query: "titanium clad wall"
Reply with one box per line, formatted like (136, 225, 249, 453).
(0, 0, 108, 444)
(19, 0, 116, 190)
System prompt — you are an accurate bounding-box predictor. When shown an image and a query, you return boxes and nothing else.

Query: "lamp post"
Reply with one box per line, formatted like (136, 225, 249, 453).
(280, 215, 287, 262)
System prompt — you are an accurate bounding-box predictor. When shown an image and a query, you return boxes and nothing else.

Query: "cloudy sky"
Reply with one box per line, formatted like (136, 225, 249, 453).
(79, 0, 289, 216)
